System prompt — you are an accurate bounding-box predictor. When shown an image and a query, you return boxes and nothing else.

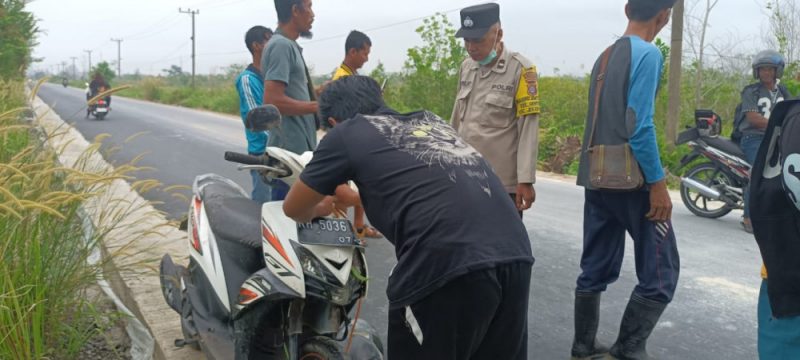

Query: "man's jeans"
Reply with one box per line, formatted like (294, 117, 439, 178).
(741, 134, 765, 218)
(250, 170, 272, 203)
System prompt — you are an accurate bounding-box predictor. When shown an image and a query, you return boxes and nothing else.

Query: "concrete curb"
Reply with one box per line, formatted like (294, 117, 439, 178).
(31, 96, 201, 360)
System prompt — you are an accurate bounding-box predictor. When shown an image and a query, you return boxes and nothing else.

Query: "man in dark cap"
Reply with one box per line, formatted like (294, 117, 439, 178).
(572, 1, 679, 359)
(451, 2, 540, 218)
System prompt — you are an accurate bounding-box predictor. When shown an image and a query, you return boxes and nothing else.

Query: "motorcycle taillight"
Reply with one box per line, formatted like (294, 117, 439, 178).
(98, 100, 105, 105)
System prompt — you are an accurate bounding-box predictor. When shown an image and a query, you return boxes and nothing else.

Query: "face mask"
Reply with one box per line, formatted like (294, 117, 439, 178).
(477, 27, 500, 66)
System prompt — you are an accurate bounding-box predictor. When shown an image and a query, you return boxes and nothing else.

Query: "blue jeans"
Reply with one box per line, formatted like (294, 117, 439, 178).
(758, 280, 800, 359)
(740, 134, 764, 218)
(250, 170, 272, 203)
(270, 179, 290, 201)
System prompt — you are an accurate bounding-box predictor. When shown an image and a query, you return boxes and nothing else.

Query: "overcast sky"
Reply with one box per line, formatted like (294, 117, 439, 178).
(27, 0, 772, 77)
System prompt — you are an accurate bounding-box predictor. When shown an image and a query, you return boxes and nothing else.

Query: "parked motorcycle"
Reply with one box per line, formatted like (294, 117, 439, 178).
(85, 83, 110, 120)
(159, 105, 383, 360)
(675, 109, 750, 218)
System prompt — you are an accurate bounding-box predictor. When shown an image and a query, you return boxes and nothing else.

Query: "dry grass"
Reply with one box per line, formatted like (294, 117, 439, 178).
(0, 78, 173, 359)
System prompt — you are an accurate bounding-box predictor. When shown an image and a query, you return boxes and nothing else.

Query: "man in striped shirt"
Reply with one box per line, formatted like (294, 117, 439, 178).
(236, 25, 273, 202)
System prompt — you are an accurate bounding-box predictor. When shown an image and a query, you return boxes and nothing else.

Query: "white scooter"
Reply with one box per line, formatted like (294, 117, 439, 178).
(159, 105, 383, 360)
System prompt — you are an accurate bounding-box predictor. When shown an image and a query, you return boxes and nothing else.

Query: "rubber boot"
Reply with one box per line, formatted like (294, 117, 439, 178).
(571, 291, 609, 360)
(606, 292, 667, 360)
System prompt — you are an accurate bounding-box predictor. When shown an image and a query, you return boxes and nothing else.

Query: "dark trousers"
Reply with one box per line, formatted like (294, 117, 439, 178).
(577, 190, 680, 303)
(509, 193, 522, 218)
(388, 262, 532, 360)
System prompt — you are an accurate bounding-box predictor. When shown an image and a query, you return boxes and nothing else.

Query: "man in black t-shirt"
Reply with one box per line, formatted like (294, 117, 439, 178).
(283, 76, 534, 359)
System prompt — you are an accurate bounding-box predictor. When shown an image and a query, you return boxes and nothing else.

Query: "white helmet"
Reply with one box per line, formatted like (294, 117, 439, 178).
(752, 49, 786, 79)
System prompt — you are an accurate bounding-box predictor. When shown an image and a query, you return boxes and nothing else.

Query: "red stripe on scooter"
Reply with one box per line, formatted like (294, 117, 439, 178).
(262, 225, 293, 267)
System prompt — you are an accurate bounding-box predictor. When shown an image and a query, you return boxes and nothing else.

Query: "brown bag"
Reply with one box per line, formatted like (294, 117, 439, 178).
(587, 46, 645, 191)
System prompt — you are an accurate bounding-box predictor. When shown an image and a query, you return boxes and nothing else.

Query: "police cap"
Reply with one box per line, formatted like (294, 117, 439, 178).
(455, 3, 500, 39)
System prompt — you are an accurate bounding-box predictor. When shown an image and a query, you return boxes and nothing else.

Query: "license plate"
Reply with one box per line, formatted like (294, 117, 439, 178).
(96, 108, 108, 113)
(297, 218, 361, 247)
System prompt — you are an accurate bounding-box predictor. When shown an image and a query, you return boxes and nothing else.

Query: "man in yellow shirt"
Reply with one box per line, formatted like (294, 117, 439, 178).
(329, 30, 379, 238)
(332, 30, 371, 80)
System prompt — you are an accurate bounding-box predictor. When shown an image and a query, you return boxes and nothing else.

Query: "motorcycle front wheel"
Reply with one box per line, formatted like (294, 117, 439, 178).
(680, 162, 735, 218)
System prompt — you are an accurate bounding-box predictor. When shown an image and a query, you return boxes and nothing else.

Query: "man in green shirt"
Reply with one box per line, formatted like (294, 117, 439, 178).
(261, 0, 319, 199)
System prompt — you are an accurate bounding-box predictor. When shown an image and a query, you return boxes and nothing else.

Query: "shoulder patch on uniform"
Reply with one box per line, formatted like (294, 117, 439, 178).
(515, 65, 540, 117)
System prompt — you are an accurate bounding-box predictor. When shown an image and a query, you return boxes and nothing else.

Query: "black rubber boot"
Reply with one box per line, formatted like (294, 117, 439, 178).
(571, 291, 609, 360)
(607, 292, 667, 360)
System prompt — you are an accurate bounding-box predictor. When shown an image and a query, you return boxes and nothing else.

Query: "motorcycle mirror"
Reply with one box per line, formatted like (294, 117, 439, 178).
(245, 104, 282, 132)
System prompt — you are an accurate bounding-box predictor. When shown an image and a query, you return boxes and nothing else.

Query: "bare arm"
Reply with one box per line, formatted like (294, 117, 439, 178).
(283, 179, 332, 223)
(745, 111, 769, 130)
(263, 80, 318, 116)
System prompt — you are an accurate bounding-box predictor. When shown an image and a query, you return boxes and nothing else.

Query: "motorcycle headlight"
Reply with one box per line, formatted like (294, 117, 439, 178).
(292, 243, 326, 279)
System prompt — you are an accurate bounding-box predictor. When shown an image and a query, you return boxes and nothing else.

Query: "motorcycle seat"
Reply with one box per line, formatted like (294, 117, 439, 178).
(702, 136, 747, 161)
(201, 182, 263, 249)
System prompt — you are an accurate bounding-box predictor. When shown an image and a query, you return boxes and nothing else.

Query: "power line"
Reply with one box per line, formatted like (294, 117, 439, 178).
(302, 7, 464, 45)
(126, 16, 184, 41)
(122, 13, 180, 40)
(196, 6, 465, 57)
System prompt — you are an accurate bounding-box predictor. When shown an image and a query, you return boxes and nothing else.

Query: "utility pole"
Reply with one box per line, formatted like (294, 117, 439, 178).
(84, 49, 93, 77)
(179, 8, 199, 87)
(70, 56, 78, 79)
(666, 0, 685, 147)
(111, 38, 123, 77)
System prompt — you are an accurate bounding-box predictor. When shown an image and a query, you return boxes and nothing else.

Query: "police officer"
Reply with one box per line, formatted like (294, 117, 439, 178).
(451, 2, 540, 217)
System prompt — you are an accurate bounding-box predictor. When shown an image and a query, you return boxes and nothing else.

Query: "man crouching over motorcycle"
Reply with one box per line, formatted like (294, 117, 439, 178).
(283, 75, 535, 359)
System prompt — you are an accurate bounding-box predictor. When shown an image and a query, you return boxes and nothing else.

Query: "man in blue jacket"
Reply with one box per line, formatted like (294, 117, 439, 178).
(572, 1, 680, 359)
(236, 25, 273, 202)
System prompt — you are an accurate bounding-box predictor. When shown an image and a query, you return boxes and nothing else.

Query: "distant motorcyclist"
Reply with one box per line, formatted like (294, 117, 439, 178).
(62, 78, 68, 88)
(86, 72, 111, 117)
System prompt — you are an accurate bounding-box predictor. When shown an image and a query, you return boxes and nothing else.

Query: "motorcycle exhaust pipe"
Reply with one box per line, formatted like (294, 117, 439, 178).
(681, 177, 722, 200)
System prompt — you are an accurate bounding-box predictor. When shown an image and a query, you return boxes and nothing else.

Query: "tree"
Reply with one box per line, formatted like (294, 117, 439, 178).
(0, 0, 38, 79)
(398, 13, 467, 118)
(91, 61, 115, 82)
(765, 0, 800, 70)
(162, 65, 185, 78)
(684, 0, 719, 105)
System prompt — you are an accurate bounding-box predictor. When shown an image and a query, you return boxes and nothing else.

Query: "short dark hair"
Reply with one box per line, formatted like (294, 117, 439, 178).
(319, 76, 385, 126)
(275, 0, 305, 24)
(345, 30, 371, 54)
(627, 0, 677, 21)
(245, 26, 273, 54)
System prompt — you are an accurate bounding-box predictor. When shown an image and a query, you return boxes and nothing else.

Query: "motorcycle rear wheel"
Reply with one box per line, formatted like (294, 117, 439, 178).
(680, 162, 735, 218)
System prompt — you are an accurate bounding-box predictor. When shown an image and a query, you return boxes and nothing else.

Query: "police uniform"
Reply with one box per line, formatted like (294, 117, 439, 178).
(450, 3, 540, 197)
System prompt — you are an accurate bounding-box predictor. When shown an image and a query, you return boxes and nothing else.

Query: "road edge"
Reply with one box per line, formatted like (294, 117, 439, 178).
(31, 95, 201, 360)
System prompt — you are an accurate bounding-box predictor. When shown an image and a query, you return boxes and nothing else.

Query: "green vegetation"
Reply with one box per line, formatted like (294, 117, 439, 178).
(2, 2, 148, 358)
(72, 12, 800, 179)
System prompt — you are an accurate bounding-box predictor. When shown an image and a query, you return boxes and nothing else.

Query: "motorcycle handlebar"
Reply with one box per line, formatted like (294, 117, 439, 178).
(224, 151, 267, 166)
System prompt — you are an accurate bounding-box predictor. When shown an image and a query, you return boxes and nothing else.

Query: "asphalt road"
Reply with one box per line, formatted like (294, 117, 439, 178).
(38, 83, 763, 359)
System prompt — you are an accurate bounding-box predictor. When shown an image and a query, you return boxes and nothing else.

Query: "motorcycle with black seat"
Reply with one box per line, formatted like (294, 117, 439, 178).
(675, 109, 750, 219)
(159, 105, 384, 360)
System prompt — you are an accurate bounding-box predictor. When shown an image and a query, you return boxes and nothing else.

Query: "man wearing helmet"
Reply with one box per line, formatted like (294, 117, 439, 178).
(738, 50, 793, 233)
